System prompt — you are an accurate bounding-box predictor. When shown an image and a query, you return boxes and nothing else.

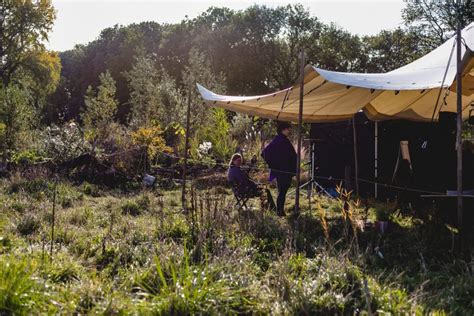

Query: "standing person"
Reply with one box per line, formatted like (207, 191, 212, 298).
(262, 122, 296, 216)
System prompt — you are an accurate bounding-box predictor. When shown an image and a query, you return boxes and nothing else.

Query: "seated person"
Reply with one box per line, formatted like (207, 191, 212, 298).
(227, 153, 261, 198)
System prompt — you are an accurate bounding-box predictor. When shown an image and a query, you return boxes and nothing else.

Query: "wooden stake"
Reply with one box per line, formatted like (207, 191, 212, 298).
(374, 121, 378, 199)
(295, 49, 306, 214)
(50, 175, 58, 261)
(353, 118, 360, 197)
(182, 87, 192, 212)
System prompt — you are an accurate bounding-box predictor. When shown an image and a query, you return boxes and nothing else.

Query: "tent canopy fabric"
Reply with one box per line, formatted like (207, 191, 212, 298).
(198, 22, 474, 123)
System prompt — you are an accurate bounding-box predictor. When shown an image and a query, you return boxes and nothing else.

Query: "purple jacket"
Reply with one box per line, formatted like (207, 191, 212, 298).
(262, 134, 297, 180)
(228, 166, 249, 185)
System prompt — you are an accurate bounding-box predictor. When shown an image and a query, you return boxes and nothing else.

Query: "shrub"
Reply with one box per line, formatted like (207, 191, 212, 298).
(11, 150, 45, 166)
(121, 195, 149, 216)
(41, 122, 90, 163)
(131, 124, 171, 163)
(9, 198, 28, 213)
(16, 213, 41, 236)
(82, 182, 100, 197)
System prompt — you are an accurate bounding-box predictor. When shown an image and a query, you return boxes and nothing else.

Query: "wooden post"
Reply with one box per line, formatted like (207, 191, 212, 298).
(295, 49, 306, 214)
(455, 1, 463, 247)
(50, 175, 58, 261)
(182, 88, 192, 212)
(352, 118, 360, 197)
(374, 121, 378, 199)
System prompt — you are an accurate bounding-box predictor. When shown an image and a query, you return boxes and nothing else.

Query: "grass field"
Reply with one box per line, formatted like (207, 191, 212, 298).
(0, 170, 473, 315)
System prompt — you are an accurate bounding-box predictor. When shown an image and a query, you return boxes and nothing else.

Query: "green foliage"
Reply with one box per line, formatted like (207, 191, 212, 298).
(16, 213, 41, 236)
(135, 251, 255, 315)
(363, 28, 429, 72)
(121, 195, 150, 216)
(0, 85, 33, 153)
(402, 0, 473, 48)
(81, 70, 118, 149)
(199, 108, 237, 161)
(41, 122, 90, 163)
(125, 54, 162, 128)
(11, 150, 45, 165)
(0, 0, 56, 86)
(0, 179, 473, 314)
(0, 256, 45, 314)
(82, 182, 101, 197)
(131, 124, 171, 162)
(183, 48, 226, 127)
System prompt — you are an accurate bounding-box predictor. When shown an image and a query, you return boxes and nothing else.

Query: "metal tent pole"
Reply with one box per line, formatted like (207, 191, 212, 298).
(182, 88, 192, 212)
(295, 49, 306, 214)
(455, 0, 463, 246)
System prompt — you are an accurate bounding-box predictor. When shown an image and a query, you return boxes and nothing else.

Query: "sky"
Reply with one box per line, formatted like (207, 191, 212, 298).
(48, 0, 406, 52)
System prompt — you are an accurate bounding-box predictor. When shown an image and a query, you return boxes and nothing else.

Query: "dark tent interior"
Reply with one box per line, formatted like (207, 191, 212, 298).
(309, 112, 474, 209)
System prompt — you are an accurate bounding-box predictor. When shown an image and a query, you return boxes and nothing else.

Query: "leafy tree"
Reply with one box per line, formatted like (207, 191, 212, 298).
(125, 54, 161, 128)
(182, 48, 226, 128)
(312, 23, 366, 72)
(18, 49, 61, 116)
(81, 70, 118, 151)
(0, 0, 56, 86)
(363, 28, 428, 72)
(0, 85, 33, 154)
(402, 0, 473, 49)
(271, 4, 323, 88)
(154, 71, 186, 128)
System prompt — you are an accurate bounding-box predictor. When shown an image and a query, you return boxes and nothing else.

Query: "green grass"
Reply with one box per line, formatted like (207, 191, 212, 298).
(0, 175, 473, 314)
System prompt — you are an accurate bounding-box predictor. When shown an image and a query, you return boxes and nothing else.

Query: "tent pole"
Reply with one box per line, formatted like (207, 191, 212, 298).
(182, 87, 192, 212)
(352, 118, 359, 197)
(455, 1, 463, 250)
(295, 49, 306, 214)
(374, 121, 378, 199)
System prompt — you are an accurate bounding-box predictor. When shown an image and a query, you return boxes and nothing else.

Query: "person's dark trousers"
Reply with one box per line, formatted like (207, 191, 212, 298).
(276, 175, 292, 216)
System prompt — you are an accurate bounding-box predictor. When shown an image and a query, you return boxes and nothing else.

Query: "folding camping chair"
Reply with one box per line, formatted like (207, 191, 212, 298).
(231, 181, 251, 212)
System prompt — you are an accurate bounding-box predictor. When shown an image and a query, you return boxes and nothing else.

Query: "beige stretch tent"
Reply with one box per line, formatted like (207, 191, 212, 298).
(198, 22, 474, 123)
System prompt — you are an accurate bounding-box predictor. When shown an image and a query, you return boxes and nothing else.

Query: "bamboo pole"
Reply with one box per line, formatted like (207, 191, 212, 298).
(295, 49, 306, 214)
(182, 88, 192, 212)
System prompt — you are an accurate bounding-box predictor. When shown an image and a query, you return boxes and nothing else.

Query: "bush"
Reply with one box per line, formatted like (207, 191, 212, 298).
(16, 213, 41, 236)
(131, 124, 171, 163)
(82, 182, 101, 197)
(41, 122, 90, 163)
(121, 195, 150, 216)
(11, 150, 45, 165)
